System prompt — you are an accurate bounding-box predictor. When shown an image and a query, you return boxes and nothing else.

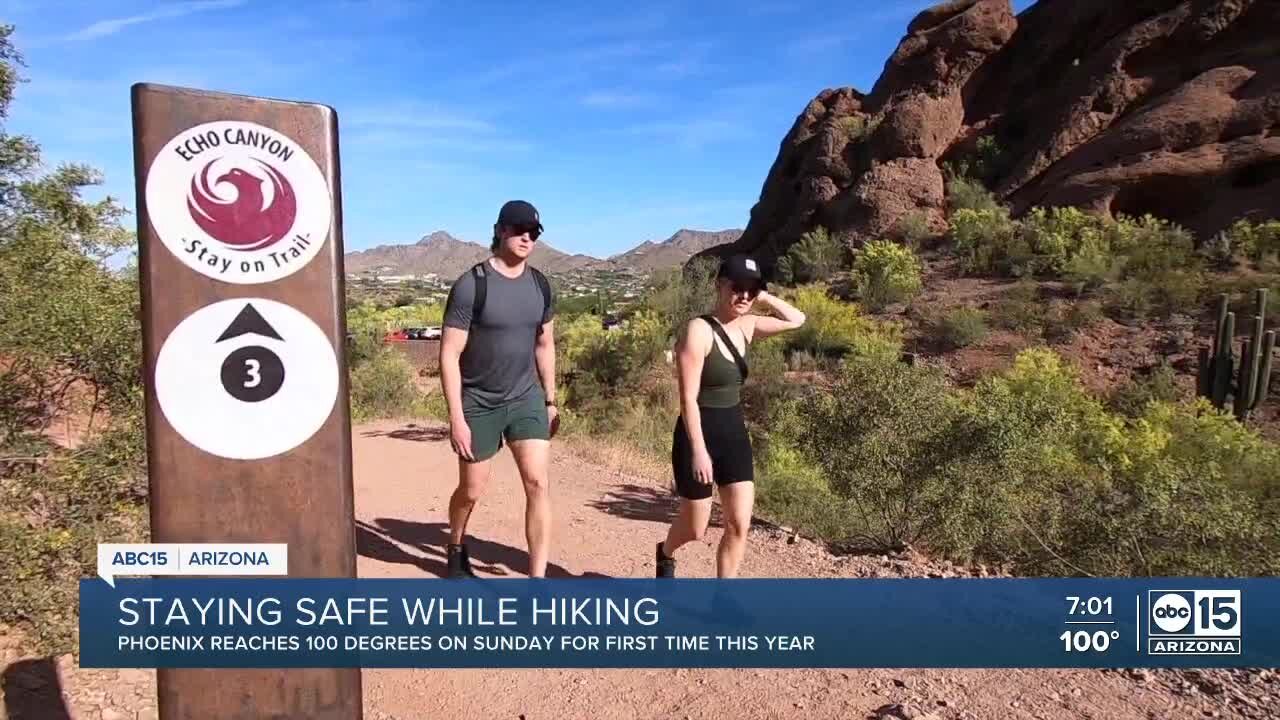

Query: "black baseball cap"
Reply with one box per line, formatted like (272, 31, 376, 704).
(718, 254, 765, 288)
(496, 200, 543, 232)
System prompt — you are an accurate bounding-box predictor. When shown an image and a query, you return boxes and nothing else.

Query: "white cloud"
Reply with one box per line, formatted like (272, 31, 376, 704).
(61, 0, 247, 42)
(619, 119, 752, 150)
(337, 99, 532, 155)
(344, 103, 497, 134)
(581, 91, 661, 110)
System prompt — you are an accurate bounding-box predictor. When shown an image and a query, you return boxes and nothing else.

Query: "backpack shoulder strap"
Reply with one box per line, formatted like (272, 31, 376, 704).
(527, 266, 552, 335)
(698, 314, 749, 382)
(471, 261, 488, 323)
(530, 266, 552, 316)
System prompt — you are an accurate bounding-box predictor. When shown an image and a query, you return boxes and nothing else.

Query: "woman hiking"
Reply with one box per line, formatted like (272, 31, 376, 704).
(655, 254, 806, 578)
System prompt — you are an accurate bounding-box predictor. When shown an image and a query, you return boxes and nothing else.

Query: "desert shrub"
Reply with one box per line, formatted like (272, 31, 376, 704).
(1108, 363, 1183, 417)
(349, 347, 422, 422)
(0, 407, 148, 652)
(946, 175, 1004, 213)
(740, 335, 790, 429)
(937, 306, 989, 349)
(776, 226, 844, 286)
(555, 312, 609, 376)
(774, 345, 1280, 575)
(836, 114, 880, 142)
(989, 281, 1046, 335)
(1043, 300, 1104, 343)
(894, 211, 932, 247)
(754, 432, 864, 542)
(851, 239, 923, 310)
(1104, 269, 1203, 320)
(1228, 218, 1280, 267)
(1085, 399, 1280, 576)
(784, 355, 972, 550)
(949, 207, 1019, 274)
(953, 350, 1278, 576)
(945, 135, 1009, 187)
(785, 285, 903, 361)
(1063, 233, 1122, 293)
(1100, 213, 1204, 318)
(558, 309, 668, 418)
(1116, 214, 1198, 277)
(0, 26, 152, 652)
(645, 255, 719, 340)
(787, 349, 819, 372)
(944, 350, 1125, 569)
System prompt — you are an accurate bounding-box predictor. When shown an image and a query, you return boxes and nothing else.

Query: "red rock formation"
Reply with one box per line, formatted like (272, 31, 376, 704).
(705, 0, 1280, 273)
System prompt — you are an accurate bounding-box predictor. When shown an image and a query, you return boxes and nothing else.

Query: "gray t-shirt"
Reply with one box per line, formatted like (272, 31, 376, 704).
(443, 261, 554, 411)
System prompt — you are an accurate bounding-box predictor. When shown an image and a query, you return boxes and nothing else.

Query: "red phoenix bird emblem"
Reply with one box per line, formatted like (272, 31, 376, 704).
(187, 158, 296, 251)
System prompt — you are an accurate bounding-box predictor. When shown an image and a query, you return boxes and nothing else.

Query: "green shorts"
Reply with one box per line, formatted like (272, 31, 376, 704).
(462, 388, 550, 462)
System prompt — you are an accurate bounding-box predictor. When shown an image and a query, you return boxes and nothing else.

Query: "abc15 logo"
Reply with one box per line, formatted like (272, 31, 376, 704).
(1148, 590, 1241, 637)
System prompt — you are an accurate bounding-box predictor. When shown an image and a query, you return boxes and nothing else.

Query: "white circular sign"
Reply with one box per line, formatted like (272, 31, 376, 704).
(1152, 593, 1192, 633)
(145, 120, 331, 284)
(155, 298, 339, 460)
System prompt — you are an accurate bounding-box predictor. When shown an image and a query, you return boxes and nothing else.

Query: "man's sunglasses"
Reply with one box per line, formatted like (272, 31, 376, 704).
(512, 225, 541, 241)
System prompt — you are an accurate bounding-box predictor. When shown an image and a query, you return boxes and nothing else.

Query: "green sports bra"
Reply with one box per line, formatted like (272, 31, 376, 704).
(696, 318, 748, 408)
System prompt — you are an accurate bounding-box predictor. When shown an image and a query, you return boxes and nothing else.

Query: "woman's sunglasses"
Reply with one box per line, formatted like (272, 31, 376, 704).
(513, 225, 541, 241)
(730, 281, 761, 298)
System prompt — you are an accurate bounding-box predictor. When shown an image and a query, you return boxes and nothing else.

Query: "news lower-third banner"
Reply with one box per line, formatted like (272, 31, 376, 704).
(79, 578, 1280, 669)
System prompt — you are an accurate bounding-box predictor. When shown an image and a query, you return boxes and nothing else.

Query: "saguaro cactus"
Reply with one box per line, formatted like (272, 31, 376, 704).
(1197, 290, 1276, 421)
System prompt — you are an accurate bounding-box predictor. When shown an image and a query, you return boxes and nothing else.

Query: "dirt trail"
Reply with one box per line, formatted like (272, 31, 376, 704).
(352, 419, 1269, 720)
(4, 417, 1274, 720)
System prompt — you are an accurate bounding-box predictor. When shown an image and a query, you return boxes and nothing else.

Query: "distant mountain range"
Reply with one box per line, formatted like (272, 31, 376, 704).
(343, 228, 742, 278)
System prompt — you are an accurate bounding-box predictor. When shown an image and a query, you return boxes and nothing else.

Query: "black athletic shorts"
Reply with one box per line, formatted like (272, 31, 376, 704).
(671, 404, 754, 500)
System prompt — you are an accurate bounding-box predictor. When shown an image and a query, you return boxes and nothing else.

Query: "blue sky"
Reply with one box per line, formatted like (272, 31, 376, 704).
(4, 0, 1034, 259)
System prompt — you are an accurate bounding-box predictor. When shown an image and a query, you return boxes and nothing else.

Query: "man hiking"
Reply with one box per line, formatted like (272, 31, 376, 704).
(439, 199, 558, 578)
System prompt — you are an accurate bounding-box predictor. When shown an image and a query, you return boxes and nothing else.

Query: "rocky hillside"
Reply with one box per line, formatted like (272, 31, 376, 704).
(702, 0, 1279, 270)
(346, 228, 741, 277)
(607, 229, 743, 271)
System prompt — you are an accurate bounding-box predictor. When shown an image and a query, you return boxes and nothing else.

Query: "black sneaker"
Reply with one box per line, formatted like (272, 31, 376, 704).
(655, 541, 676, 578)
(447, 543, 476, 578)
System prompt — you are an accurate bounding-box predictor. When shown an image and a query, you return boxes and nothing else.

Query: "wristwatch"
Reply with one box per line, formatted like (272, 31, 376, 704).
(545, 400, 556, 407)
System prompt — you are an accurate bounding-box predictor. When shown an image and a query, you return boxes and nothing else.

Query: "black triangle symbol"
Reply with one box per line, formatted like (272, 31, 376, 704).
(216, 303, 284, 343)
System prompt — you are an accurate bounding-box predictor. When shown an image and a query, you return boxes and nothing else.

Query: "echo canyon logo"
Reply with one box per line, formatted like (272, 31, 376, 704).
(146, 121, 331, 284)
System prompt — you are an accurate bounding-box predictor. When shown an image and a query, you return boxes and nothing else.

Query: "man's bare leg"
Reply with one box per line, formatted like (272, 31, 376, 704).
(449, 456, 492, 545)
(508, 438, 552, 577)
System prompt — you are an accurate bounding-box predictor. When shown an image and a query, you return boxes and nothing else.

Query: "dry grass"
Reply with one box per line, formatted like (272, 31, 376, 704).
(558, 432, 669, 487)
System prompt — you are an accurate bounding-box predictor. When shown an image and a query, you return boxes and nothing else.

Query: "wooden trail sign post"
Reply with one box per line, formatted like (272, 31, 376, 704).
(130, 83, 361, 719)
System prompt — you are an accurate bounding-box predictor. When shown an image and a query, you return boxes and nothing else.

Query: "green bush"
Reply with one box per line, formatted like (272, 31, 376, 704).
(0, 26, 151, 653)
(1228, 218, 1280, 267)
(946, 175, 1003, 213)
(1109, 363, 1183, 418)
(1043, 300, 1104, 343)
(772, 345, 1280, 575)
(785, 285, 903, 361)
(937, 306, 989, 349)
(784, 356, 970, 550)
(1, 411, 148, 652)
(349, 347, 422, 422)
(644, 255, 718, 341)
(1104, 269, 1203, 320)
(851, 239, 923, 311)
(1062, 233, 1122, 293)
(776, 226, 844, 286)
(740, 335, 790, 429)
(894, 211, 932, 247)
(990, 281, 1046, 335)
(949, 207, 1019, 274)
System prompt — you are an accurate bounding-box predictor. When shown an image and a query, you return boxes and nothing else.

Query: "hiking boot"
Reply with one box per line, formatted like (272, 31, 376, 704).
(447, 543, 476, 578)
(655, 541, 676, 578)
